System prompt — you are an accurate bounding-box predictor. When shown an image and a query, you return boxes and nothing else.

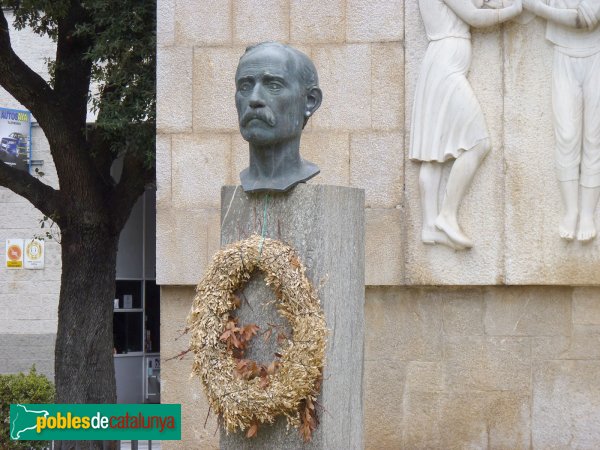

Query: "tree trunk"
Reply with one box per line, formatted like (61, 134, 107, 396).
(53, 221, 120, 450)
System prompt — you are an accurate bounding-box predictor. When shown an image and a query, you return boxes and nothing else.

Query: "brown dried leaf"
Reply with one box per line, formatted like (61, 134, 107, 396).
(267, 361, 279, 375)
(236, 359, 249, 372)
(246, 423, 258, 438)
(300, 421, 311, 442)
(299, 397, 318, 442)
(219, 330, 232, 341)
(235, 333, 246, 349)
(242, 324, 260, 341)
(277, 333, 287, 345)
(239, 361, 260, 380)
(259, 375, 270, 389)
(224, 317, 239, 331)
(262, 327, 273, 342)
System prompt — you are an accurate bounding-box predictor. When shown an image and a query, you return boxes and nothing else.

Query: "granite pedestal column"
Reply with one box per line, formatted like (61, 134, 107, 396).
(220, 184, 364, 450)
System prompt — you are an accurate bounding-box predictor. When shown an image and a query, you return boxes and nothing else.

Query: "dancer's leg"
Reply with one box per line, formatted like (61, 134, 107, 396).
(577, 53, 600, 241)
(435, 139, 490, 248)
(558, 180, 579, 240)
(578, 185, 599, 241)
(419, 162, 464, 249)
(552, 50, 582, 240)
(420, 162, 442, 240)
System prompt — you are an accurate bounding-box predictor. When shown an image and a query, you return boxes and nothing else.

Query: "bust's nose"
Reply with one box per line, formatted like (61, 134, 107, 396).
(249, 98, 265, 108)
(249, 84, 266, 108)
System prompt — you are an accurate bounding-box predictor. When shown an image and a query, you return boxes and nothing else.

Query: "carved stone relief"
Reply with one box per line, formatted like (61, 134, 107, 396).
(523, 0, 600, 241)
(410, 0, 522, 250)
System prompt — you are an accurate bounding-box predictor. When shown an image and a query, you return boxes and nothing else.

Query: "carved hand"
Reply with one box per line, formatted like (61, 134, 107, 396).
(578, 0, 600, 29)
(500, 0, 522, 20)
(478, 0, 507, 9)
(522, 0, 540, 14)
(512, 0, 523, 14)
(486, 0, 521, 9)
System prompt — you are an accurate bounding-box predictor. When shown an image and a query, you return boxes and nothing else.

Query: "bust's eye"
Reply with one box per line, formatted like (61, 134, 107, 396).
(238, 81, 253, 92)
(266, 81, 283, 92)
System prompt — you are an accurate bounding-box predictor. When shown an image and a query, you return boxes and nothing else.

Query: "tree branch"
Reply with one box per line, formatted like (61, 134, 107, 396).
(0, 9, 59, 128)
(111, 149, 155, 232)
(86, 124, 118, 186)
(53, 1, 93, 131)
(0, 8, 93, 187)
(0, 160, 61, 217)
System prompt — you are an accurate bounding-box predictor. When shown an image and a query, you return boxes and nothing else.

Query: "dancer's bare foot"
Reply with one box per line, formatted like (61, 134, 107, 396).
(577, 214, 596, 242)
(422, 227, 466, 251)
(434, 214, 473, 248)
(559, 211, 578, 240)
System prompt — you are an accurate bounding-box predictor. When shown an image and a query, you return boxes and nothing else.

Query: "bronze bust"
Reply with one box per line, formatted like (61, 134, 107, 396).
(235, 42, 323, 193)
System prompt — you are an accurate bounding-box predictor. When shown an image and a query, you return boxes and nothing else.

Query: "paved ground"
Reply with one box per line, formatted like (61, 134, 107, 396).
(43, 441, 161, 449)
(119, 441, 161, 450)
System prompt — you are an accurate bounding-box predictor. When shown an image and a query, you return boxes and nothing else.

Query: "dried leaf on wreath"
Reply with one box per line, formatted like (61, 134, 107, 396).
(277, 332, 287, 345)
(246, 423, 258, 438)
(262, 327, 273, 342)
(242, 324, 260, 341)
(259, 375, 270, 389)
(267, 361, 279, 375)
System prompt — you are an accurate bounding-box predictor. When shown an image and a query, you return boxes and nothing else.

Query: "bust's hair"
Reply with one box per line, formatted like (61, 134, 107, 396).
(240, 42, 319, 93)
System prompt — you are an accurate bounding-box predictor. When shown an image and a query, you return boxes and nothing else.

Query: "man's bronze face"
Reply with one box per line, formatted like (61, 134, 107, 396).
(235, 46, 306, 146)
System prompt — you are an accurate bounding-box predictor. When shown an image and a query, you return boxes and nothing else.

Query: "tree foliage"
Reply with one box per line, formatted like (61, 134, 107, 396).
(0, 0, 156, 227)
(75, 0, 156, 160)
(5, 0, 156, 141)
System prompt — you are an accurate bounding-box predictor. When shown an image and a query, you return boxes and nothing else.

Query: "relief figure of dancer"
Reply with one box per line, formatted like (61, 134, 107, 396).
(411, 0, 522, 249)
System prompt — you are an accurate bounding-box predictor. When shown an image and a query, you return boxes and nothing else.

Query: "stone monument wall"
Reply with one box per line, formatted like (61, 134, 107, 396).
(157, 1, 600, 448)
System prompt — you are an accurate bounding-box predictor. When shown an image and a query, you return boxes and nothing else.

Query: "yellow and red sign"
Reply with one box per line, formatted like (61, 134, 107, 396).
(6, 239, 23, 268)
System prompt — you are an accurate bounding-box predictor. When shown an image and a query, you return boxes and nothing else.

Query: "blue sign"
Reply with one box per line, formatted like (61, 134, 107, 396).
(0, 107, 32, 172)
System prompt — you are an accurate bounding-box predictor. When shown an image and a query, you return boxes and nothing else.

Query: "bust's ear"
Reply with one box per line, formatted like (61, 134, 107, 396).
(305, 87, 323, 116)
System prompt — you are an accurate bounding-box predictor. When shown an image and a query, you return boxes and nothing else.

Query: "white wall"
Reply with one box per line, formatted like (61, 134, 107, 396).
(0, 11, 59, 379)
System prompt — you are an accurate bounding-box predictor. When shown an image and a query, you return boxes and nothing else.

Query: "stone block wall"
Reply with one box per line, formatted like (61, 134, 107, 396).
(365, 286, 600, 449)
(157, 0, 405, 287)
(161, 284, 600, 449)
(157, 1, 600, 448)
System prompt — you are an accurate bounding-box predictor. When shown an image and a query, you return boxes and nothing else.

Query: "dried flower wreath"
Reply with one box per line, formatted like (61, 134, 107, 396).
(187, 235, 327, 440)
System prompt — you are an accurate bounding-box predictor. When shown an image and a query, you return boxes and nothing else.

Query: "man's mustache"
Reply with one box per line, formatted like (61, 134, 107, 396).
(241, 108, 276, 127)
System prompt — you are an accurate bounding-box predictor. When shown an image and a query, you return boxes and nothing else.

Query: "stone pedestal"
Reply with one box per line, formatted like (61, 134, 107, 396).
(219, 184, 365, 449)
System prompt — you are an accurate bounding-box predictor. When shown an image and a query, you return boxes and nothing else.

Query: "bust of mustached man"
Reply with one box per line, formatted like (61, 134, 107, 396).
(235, 42, 323, 193)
